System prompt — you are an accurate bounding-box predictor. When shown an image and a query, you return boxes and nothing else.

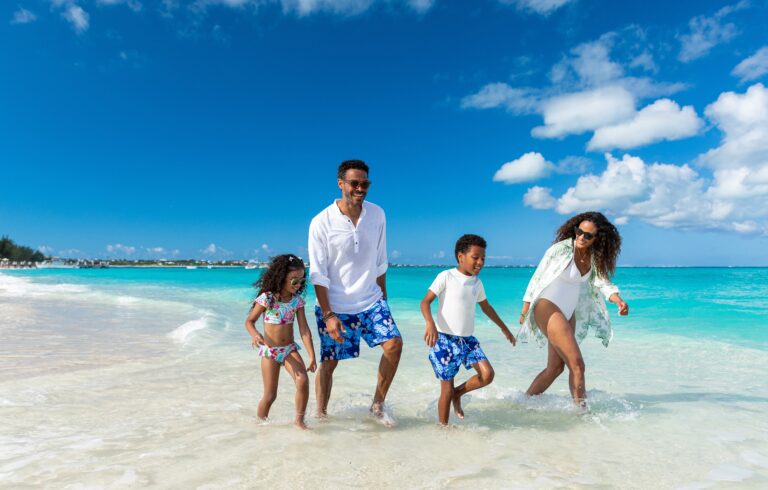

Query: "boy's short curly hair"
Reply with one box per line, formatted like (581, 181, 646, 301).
(337, 160, 369, 180)
(454, 234, 487, 262)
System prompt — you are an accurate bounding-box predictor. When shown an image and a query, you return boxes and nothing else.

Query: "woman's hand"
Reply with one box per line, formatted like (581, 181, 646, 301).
(424, 322, 439, 347)
(617, 300, 629, 316)
(519, 302, 530, 325)
(307, 357, 317, 373)
(251, 332, 265, 348)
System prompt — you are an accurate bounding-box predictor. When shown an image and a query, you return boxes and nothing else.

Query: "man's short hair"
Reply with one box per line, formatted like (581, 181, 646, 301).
(455, 234, 487, 261)
(338, 160, 369, 180)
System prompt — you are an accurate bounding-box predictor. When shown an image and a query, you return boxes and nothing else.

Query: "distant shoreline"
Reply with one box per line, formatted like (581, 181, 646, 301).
(4, 264, 768, 270)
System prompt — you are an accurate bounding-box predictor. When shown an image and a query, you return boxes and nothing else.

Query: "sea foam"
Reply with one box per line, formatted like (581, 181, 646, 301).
(166, 315, 212, 343)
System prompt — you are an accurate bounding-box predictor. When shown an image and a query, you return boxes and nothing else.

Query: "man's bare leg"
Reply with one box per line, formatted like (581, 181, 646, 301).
(315, 359, 338, 418)
(371, 337, 403, 418)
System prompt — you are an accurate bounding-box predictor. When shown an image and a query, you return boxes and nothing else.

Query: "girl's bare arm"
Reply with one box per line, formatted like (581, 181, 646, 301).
(296, 307, 317, 372)
(245, 304, 266, 346)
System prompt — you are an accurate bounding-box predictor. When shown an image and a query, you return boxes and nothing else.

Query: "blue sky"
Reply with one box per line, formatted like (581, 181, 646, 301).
(2, 0, 768, 265)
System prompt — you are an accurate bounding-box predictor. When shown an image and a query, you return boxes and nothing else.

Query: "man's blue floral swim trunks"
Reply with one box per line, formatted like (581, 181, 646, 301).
(428, 332, 488, 381)
(315, 298, 401, 362)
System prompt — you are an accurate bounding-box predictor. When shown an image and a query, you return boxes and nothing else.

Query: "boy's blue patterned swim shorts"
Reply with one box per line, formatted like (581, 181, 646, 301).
(428, 332, 487, 381)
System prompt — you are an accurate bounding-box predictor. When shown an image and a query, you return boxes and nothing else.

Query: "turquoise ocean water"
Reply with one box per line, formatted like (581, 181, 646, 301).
(5, 266, 768, 346)
(2, 267, 768, 488)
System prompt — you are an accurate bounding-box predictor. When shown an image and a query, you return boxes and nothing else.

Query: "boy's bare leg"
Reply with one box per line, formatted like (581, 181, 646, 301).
(452, 360, 495, 419)
(258, 357, 280, 420)
(315, 359, 338, 418)
(284, 352, 310, 430)
(438, 379, 455, 425)
(371, 336, 403, 417)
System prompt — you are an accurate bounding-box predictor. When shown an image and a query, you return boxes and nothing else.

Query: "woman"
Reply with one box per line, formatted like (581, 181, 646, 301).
(519, 211, 629, 407)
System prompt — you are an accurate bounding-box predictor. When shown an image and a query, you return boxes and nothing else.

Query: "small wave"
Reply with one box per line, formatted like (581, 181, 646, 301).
(499, 388, 642, 419)
(167, 316, 211, 344)
(0, 273, 89, 298)
(113, 295, 142, 306)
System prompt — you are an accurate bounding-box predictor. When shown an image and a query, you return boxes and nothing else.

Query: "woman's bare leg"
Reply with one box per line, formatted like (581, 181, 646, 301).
(258, 356, 281, 420)
(531, 299, 586, 407)
(283, 351, 310, 430)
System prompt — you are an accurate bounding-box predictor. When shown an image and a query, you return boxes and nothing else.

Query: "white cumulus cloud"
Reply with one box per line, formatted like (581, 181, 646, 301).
(699, 83, 768, 171)
(493, 152, 555, 184)
(106, 243, 137, 255)
(11, 8, 37, 24)
(201, 243, 233, 257)
(732, 46, 768, 83)
(588, 99, 703, 150)
(523, 147, 768, 234)
(460, 83, 539, 114)
(550, 35, 624, 87)
(202, 243, 218, 255)
(97, 0, 143, 12)
(498, 0, 574, 16)
(60, 3, 90, 34)
(523, 186, 556, 209)
(532, 85, 636, 139)
(462, 33, 688, 143)
(678, 1, 748, 63)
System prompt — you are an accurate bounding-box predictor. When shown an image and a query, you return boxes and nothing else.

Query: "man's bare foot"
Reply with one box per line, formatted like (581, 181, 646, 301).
(452, 394, 465, 420)
(294, 418, 310, 430)
(315, 410, 328, 420)
(370, 401, 396, 427)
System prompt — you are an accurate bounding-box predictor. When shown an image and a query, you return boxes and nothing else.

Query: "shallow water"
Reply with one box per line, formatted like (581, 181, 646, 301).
(1, 268, 767, 488)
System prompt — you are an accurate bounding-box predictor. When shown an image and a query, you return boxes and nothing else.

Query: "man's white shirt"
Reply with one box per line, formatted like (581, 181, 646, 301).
(308, 200, 388, 314)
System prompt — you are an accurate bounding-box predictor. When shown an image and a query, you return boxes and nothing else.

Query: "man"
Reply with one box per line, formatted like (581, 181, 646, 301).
(308, 159, 403, 425)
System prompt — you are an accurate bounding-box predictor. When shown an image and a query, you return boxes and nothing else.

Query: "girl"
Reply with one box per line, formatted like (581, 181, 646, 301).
(519, 212, 629, 408)
(245, 254, 317, 429)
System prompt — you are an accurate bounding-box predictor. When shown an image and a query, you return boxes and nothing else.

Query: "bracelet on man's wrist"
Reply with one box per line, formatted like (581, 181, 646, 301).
(322, 311, 336, 322)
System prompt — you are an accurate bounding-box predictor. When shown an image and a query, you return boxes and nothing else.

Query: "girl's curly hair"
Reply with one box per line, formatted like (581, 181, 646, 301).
(554, 211, 622, 279)
(253, 254, 307, 298)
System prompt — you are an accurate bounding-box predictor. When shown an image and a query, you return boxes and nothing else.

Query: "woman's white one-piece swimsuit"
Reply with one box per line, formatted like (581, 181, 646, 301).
(538, 259, 591, 320)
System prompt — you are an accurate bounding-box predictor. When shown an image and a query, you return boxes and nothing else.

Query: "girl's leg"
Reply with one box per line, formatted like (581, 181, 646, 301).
(258, 356, 281, 420)
(283, 351, 310, 429)
(452, 360, 495, 419)
(438, 379, 455, 425)
(533, 300, 586, 407)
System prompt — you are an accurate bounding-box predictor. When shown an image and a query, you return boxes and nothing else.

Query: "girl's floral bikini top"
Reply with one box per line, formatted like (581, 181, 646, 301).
(253, 292, 305, 325)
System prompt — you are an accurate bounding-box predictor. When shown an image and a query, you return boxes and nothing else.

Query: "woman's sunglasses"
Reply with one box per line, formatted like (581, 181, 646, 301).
(343, 179, 372, 190)
(290, 277, 307, 287)
(574, 227, 597, 241)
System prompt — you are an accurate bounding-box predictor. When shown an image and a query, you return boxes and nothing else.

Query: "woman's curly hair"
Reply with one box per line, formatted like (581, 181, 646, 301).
(253, 254, 307, 298)
(554, 211, 622, 279)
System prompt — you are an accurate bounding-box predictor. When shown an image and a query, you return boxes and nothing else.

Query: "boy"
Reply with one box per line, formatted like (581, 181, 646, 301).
(420, 234, 516, 425)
